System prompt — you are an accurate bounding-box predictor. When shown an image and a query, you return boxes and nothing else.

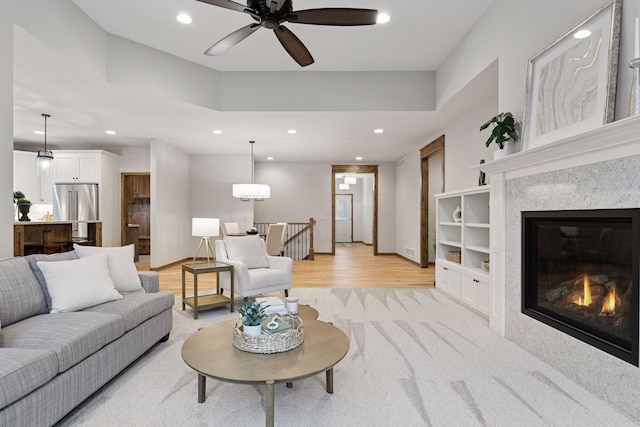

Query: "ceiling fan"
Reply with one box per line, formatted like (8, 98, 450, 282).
(196, 0, 378, 67)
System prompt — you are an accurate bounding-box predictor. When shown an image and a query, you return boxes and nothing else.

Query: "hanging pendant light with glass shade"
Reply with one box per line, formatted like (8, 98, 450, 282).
(36, 113, 54, 176)
(232, 140, 271, 201)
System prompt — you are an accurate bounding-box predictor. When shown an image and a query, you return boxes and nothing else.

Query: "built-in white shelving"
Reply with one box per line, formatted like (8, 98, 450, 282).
(435, 186, 490, 317)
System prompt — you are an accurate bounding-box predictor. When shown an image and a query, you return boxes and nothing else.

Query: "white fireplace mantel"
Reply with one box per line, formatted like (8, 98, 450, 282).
(471, 114, 640, 336)
(472, 114, 640, 180)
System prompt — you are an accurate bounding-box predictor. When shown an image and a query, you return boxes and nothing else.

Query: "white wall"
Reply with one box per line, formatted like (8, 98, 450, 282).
(150, 140, 190, 268)
(120, 145, 151, 172)
(188, 154, 253, 248)
(254, 162, 396, 254)
(0, 9, 13, 259)
(436, 0, 620, 118)
(395, 152, 421, 263)
(10, 0, 106, 77)
(444, 96, 498, 192)
(254, 162, 333, 253)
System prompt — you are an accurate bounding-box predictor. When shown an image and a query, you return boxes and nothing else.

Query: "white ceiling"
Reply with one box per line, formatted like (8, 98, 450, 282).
(12, 0, 497, 162)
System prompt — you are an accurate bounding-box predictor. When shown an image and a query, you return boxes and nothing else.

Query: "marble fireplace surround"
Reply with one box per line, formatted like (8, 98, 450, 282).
(479, 115, 640, 422)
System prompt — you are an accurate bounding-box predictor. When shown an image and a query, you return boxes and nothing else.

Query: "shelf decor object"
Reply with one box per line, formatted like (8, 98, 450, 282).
(522, 0, 621, 150)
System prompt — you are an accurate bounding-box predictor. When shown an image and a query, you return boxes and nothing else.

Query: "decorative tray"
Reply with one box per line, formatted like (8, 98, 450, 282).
(233, 314, 304, 354)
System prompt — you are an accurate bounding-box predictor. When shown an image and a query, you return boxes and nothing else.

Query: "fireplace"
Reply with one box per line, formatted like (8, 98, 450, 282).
(522, 209, 639, 365)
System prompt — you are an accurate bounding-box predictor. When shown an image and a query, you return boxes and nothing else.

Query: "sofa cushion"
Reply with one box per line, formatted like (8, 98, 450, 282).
(73, 244, 143, 293)
(0, 257, 47, 327)
(82, 292, 175, 331)
(0, 312, 125, 373)
(224, 236, 269, 269)
(0, 348, 58, 409)
(37, 254, 123, 313)
(26, 251, 80, 312)
(247, 268, 290, 291)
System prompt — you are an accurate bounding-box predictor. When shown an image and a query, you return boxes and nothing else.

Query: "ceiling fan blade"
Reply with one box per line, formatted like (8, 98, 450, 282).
(204, 24, 261, 56)
(266, 0, 288, 14)
(285, 8, 378, 26)
(274, 26, 314, 67)
(196, 0, 254, 14)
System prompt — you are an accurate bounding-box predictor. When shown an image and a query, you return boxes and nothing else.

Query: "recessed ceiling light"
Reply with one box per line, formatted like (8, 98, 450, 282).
(106, 130, 116, 135)
(213, 130, 222, 134)
(377, 13, 390, 24)
(176, 13, 192, 24)
(374, 128, 384, 134)
(356, 156, 363, 161)
(573, 29, 591, 39)
(267, 157, 274, 160)
(34, 130, 45, 135)
(287, 129, 297, 134)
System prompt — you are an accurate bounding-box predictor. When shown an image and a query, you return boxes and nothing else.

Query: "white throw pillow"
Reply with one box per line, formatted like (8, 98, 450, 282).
(37, 254, 123, 313)
(73, 244, 143, 293)
(223, 236, 269, 269)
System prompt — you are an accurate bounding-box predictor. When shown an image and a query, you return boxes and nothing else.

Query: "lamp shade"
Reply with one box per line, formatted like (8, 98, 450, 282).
(192, 218, 219, 237)
(232, 183, 271, 201)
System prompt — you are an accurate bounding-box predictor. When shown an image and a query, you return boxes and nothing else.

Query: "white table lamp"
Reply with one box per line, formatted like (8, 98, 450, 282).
(192, 218, 219, 264)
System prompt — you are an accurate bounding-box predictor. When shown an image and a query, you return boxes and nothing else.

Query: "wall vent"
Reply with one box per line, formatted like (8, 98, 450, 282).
(405, 247, 416, 257)
(397, 157, 407, 169)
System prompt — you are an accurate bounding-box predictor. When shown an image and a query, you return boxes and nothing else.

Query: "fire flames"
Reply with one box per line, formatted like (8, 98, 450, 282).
(600, 286, 616, 317)
(577, 274, 592, 306)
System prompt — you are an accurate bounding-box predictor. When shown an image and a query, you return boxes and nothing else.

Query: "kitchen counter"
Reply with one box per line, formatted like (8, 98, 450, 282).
(14, 222, 102, 256)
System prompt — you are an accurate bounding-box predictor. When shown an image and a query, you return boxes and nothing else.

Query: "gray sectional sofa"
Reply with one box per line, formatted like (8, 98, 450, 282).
(0, 251, 175, 426)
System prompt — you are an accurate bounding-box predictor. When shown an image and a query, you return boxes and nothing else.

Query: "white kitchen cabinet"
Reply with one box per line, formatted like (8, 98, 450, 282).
(435, 186, 490, 318)
(13, 151, 53, 204)
(54, 153, 99, 182)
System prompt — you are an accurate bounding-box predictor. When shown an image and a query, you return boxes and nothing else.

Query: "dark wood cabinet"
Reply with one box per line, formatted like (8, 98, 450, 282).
(14, 222, 102, 256)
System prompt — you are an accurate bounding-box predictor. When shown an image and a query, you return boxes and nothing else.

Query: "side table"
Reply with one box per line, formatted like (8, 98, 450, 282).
(182, 261, 234, 319)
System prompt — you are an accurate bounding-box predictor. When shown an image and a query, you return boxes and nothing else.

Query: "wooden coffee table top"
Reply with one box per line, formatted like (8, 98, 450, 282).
(181, 306, 349, 385)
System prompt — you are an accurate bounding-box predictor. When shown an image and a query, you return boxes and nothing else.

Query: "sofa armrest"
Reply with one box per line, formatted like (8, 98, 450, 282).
(218, 258, 250, 285)
(138, 271, 159, 293)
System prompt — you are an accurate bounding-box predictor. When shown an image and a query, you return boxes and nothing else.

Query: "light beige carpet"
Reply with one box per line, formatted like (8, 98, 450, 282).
(57, 288, 637, 426)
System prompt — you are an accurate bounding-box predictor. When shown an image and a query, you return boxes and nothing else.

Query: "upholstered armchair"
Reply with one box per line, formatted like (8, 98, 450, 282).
(214, 236, 292, 298)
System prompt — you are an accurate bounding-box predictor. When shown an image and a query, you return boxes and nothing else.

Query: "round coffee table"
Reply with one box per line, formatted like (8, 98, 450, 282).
(181, 306, 349, 427)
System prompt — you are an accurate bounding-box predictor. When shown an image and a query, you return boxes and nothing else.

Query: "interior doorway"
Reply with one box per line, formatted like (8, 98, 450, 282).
(331, 165, 378, 255)
(121, 173, 151, 262)
(420, 136, 445, 268)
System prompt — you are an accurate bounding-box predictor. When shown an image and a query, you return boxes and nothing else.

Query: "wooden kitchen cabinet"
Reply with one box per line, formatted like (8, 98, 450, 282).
(14, 222, 102, 256)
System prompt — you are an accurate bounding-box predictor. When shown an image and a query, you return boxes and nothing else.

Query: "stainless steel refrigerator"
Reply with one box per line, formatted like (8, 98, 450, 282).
(53, 183, 99, 241)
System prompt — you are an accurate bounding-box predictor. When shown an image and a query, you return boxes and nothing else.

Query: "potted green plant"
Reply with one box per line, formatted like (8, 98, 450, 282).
(13, 191, 32, 222)
(238, 300, 266, 336)
(480, 112, 518, 159)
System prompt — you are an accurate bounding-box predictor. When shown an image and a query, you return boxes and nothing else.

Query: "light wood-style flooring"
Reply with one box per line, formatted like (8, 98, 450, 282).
(141, 243, 435, 297)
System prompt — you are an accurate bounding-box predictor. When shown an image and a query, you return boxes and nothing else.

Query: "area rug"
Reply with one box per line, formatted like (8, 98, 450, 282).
(57, 288, 636, 426)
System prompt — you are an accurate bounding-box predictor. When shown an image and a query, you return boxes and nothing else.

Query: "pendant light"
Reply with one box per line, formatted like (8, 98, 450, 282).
(36, 113, 54, 176)
(232, 140, 271, 201)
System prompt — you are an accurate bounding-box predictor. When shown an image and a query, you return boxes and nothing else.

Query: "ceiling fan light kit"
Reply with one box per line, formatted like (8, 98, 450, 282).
(197, 0, 378, 67)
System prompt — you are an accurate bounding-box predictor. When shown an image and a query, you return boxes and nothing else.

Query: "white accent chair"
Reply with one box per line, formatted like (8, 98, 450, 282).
(214, 236, 292, 298)
(265, 223, 287, 256)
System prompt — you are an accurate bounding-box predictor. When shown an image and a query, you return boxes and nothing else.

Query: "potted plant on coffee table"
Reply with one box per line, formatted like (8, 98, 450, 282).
(238, 300, 266, 336)
(480, 112, 518, 160)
